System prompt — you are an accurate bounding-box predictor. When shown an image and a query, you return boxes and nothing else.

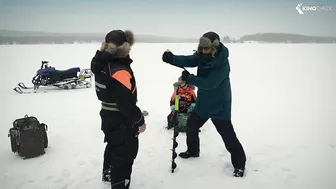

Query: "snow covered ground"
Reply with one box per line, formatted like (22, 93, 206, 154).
(0, 43, 335, 189)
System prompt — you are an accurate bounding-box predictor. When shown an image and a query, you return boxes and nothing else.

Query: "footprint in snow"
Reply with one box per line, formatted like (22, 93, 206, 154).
(281, 167, 291, 172)
(45, 175, 53, 181)
(264, 145, 287, 150)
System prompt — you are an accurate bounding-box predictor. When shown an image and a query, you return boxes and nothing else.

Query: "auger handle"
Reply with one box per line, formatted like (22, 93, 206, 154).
(166, 49, 187, 71)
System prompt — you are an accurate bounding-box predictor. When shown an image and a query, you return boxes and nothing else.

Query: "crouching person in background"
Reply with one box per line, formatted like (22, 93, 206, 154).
(90, 29, 146, 189)
(167, 76, 196, 131)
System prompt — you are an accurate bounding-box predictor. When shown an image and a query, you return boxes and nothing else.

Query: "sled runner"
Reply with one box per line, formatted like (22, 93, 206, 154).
(13, 61, 93, 94)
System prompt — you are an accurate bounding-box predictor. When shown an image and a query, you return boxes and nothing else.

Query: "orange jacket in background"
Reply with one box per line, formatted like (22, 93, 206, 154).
(170, 86, 196, 106)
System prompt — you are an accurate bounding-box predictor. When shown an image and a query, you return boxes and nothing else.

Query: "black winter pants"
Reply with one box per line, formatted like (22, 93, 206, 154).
(100, 109, 139, 189)
(186, 111, 246, 170)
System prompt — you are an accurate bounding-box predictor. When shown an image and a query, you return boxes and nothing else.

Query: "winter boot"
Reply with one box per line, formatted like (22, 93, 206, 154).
(102, 169, 111, 182)
(179, 151, 199, 159)
(233, 168, 244, 177)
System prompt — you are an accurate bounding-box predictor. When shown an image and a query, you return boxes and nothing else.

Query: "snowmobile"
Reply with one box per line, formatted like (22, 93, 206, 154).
(13, 61, 93, 94)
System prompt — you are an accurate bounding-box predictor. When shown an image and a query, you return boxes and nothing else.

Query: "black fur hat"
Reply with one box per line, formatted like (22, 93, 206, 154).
(100, 30, 135, 58)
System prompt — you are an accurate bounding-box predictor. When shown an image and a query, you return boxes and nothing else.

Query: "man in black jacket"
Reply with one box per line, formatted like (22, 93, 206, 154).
(90, 30, 146, 189)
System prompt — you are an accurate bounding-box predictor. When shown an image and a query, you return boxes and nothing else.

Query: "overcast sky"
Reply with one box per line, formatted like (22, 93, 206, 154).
(0, 0, 335, 38)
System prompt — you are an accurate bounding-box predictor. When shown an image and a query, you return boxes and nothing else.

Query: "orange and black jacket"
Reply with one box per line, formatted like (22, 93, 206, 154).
(91, 50, 144, 127)
(170, 86, 197, 106)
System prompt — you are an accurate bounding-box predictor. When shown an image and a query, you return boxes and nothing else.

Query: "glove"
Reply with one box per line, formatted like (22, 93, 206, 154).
(162, 51, 174, 64)
(181, 70, 190, 82)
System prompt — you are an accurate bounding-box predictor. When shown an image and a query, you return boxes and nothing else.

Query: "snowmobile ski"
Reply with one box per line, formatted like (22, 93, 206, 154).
(13, 87, 31, 94)
(18, 82, 33, 89)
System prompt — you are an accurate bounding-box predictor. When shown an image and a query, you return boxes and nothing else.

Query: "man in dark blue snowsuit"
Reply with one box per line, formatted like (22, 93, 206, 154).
(162, 32, 246, 177)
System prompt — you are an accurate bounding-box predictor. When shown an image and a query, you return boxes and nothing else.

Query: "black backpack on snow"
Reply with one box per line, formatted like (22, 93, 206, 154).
(8, 115, 48, 159)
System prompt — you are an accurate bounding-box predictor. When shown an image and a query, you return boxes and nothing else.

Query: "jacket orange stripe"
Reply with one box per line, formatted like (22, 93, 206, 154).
(111, 70, 132, 90)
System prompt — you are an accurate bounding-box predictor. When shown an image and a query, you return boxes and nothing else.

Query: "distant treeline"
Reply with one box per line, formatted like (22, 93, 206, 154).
(0, 30, 335, 44)
(0, 36, 104, 44)
(0, 36, 199, 44)
(223, 33, 336, 43)
(0, 30, 198, 44)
